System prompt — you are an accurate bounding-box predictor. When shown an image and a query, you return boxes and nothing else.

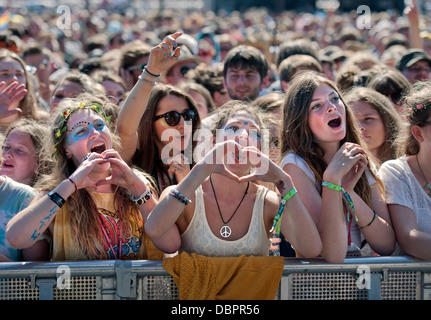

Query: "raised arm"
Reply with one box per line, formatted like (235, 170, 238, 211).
(116, 32, 183, 162)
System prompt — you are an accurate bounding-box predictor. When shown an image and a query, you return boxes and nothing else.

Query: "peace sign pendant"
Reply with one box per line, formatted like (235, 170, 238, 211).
(220, 225, 232, 238)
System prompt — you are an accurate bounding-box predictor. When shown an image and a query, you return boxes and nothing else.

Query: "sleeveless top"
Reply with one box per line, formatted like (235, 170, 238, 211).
(180, 184, 271, 257)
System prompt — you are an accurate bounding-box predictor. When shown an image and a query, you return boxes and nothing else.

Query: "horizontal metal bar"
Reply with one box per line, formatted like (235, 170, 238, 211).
(0, 256, 430, 279)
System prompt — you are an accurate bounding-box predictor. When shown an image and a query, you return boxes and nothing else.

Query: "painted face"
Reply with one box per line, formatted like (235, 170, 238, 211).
(219, 112, 262, 171)
(0, 129, 37, 185)
(308, 84, 346, 146)
(350, 101, 385, 158)
(64, 109, 112, 166)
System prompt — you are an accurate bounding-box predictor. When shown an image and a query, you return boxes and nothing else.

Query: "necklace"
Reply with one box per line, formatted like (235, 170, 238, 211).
(416, 154, 431, 197)
(209, 175, 250, 238)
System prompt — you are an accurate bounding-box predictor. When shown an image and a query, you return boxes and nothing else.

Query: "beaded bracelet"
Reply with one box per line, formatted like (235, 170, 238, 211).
(270, 187, 297, 233)
(321, 180, 358, 223)
(130, 188, 152, 205)
(169, 189, 191, 206)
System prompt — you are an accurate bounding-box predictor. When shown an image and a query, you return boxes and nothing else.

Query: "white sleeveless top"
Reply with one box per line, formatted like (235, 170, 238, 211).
(180, 184, 271, 257)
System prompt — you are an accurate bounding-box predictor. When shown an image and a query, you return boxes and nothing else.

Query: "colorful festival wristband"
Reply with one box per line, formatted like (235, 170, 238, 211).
(322, 180, 357, 223)
(169, 189, 191, 206)
(270, 187, 297, 234)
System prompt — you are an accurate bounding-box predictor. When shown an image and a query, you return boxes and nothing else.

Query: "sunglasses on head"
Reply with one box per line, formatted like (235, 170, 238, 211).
(154, 109, 196, 126)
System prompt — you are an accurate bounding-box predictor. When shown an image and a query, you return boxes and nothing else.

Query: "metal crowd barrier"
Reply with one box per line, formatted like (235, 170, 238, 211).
(0, 256, 430, 300)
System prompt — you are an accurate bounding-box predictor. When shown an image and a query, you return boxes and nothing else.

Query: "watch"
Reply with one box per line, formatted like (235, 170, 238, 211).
(130, 189, 152, 205)
(48, 191, 66, 208)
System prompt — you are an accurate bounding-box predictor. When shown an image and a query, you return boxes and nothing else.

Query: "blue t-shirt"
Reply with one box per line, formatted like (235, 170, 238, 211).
(0, 177, 35, 261)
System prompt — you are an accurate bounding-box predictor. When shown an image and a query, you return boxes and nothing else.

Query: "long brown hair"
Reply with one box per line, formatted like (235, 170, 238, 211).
(281, 71, 381, 205)
(132, 83, 201, 194)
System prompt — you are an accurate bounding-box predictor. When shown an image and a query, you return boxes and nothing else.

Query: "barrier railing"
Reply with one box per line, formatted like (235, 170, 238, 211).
(1, 256, 430, 300)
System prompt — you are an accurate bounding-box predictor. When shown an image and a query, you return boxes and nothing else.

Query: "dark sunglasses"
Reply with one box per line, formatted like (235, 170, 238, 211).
(154, 109, 196, 126)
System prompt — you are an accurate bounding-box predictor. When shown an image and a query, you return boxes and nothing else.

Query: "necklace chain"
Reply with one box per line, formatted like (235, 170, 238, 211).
(416, 154, 431, 196)
(209, 175, 249, 227)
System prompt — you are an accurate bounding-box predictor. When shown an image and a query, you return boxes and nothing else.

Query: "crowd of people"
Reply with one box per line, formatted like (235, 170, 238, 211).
(0, 1, 430, 269)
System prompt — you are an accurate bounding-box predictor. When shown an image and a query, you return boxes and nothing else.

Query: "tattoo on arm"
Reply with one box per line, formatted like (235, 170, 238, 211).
(30, 205, 58, 241)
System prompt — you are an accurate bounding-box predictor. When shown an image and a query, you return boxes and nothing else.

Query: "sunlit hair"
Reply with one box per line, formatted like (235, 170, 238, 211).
(4, 118, 52, 186)
(35, 94, 155, 259)
(397, 81, 431, 156)
(281, 71, 382, 205)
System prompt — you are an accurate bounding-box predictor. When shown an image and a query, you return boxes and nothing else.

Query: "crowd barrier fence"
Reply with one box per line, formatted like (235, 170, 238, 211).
(1, 256, 430, 300)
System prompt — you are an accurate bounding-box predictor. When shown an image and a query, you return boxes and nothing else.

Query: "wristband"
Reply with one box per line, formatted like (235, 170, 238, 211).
(138, 74, 157, 85)
(48, 191, 65, 208)
(322, 181, 357, 223)
(143, 67, 160, 78)
(270, 187, 297, 233)
(130, 188, 152, 205)
(169, 189, 191, 206)
(359, 210, 376, 230)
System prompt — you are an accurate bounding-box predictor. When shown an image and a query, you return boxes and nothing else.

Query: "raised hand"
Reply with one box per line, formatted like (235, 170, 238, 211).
(199, 140, 243, 182)
(0, 81, 26, 118)
(145, 32, 183, 76)
(68, 152, 107, 190)
(324, 142, 368, 191)
(237, 146, 282, 184)
(96, 149, 148, 189)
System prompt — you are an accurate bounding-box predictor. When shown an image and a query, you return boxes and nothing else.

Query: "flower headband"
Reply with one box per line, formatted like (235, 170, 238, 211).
(406, 99, 431, 121)
(52, 102, 112, 156)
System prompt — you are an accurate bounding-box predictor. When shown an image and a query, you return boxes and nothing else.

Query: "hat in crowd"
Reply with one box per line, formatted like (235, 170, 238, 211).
(395, 49, 431, 71)
(166, 44, 202, 74)
(176, 34, 198, 55)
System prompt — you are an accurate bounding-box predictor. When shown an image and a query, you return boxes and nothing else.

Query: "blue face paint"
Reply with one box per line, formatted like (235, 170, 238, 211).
(223, 125, 261, 140)
(66, 119, 107, 146)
